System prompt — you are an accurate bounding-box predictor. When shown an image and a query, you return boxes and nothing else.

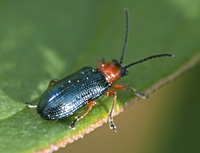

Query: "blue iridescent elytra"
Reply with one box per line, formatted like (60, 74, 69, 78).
(37, 67, 109, 120)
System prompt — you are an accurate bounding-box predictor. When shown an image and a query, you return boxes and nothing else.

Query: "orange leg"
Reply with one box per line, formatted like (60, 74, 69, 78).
(104, 89, 117, 132)
(70, 100, 97, 130)
(112, 84, 147, 99)
(48, 79, 59, 88)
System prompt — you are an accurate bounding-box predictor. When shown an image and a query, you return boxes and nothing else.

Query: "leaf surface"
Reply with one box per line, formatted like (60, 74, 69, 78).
(0, 0, 200, 152)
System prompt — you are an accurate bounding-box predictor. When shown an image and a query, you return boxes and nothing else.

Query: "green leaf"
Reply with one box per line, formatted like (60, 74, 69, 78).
(0, 0, 200, 153)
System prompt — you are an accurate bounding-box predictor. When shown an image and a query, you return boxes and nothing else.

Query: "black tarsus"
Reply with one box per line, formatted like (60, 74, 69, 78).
(124, 53, 174, 69)
(120, 8, 129, 65)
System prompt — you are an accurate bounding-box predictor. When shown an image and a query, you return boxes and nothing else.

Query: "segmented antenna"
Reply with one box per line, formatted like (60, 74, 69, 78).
(120, 8, 129, 65)
(124, 53, 174, 69)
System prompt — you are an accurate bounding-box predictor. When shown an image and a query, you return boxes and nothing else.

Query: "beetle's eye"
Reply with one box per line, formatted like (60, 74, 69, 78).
(112, 59, 120, 66)
(124, 69, 128, 76)
(121, 68, 128, 76)
(112, 59, 118, 64)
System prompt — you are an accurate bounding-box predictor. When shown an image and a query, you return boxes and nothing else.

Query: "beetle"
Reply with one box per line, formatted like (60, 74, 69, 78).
(27, 9, 174, 132)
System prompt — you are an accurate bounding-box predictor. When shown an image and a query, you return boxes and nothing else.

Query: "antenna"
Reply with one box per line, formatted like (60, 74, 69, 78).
(124, 53, 174, 69)
(120, 8, 129, 65)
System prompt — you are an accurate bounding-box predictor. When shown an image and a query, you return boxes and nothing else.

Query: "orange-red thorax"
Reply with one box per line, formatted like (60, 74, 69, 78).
(97, 62, 121, 84)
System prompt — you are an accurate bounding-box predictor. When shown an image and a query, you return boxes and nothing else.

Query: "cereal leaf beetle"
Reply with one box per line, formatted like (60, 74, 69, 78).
(27, 9, 174, 132)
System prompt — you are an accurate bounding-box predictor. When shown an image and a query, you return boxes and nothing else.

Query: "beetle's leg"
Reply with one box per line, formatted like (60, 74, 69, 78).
(70, 100, 96, 130)
(25, 102, 37, 108)
(96, 57, 105, 68)
(104, 89, 117, 132)
(48, 79, 59, 88)
(112, 84, 147, 99)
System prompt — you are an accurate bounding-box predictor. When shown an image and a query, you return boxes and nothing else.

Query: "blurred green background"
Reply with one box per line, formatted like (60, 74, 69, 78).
(0, 0, 200, 153)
